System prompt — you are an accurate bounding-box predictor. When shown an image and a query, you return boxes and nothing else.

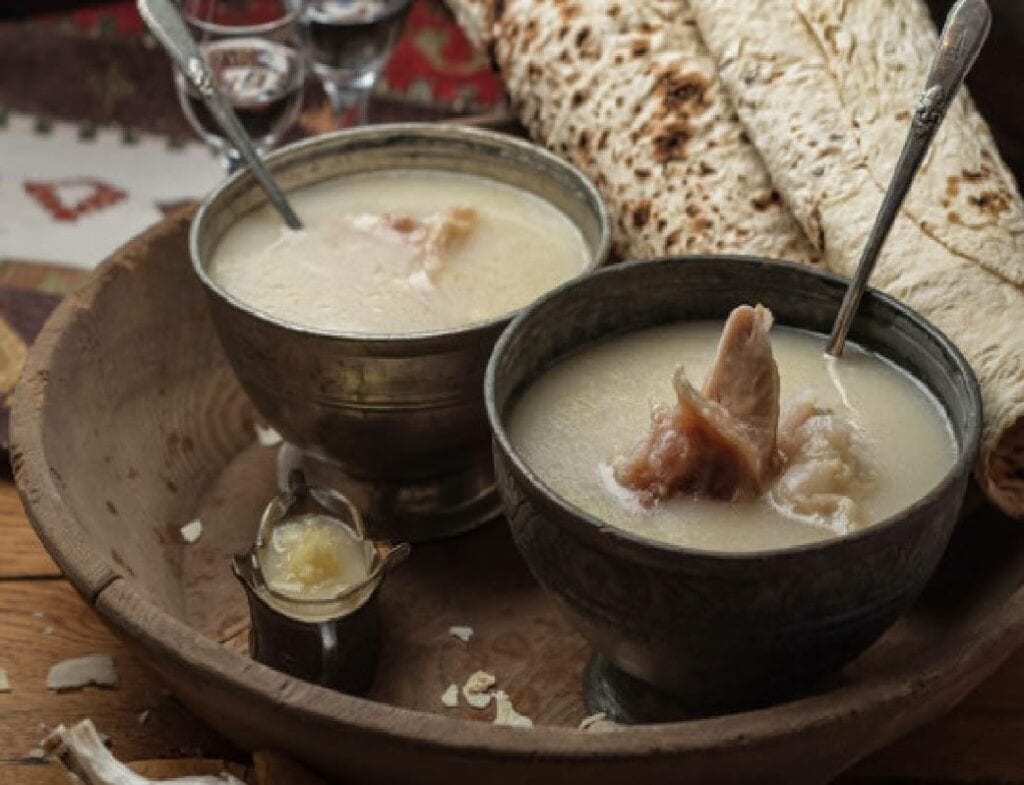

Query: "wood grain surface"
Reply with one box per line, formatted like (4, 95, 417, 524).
(0, 483, 241, 780)
(4, 475, 1024, 784)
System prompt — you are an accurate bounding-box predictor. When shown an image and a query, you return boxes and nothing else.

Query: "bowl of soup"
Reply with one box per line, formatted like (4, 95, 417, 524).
(190, 124, 610, 540)
(485, 256, 981, 717)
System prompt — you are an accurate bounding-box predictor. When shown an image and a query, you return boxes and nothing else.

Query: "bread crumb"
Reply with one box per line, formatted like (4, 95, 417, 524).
(462, 670, 496, 710)
(27, 747, 45, 761)
(137, 709, 151, 725)
(493, 690, 533, 728)
(46, 654, 119, 692)
(42, 626, 54, 636)
(44, 719, 242, 784)
(180, 519, 203, 544)
(578, 712, 618, 732)
(0, 668, 10, 693)
(448, 625, 473, 643)
(255, 423, 283, 447)
(441, 684, 459, 708)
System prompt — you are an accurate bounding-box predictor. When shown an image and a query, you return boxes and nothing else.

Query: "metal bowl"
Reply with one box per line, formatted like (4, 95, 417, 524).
(485, 256, 982, 718)
(190, 124, 610, 541)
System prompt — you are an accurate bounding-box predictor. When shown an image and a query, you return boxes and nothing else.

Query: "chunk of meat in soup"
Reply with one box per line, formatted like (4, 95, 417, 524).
(770, 395, 875, 534)
(614, 305, 780, 504)
(348, 206, 479, 289)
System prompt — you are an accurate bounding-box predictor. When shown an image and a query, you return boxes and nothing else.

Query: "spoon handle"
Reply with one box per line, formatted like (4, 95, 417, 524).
(137, 0, 304, 231)
(825, 0, 990, 356)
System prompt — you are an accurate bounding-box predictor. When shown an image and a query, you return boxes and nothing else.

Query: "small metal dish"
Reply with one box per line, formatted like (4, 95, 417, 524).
(485, 256, 983, 720)
(190, 123, 611, 542)
(233, 471, 408, 692)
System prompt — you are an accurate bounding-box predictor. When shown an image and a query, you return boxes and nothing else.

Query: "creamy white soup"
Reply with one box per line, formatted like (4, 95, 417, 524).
(507, 318, 956, 553)
(210, 169, 590, 333)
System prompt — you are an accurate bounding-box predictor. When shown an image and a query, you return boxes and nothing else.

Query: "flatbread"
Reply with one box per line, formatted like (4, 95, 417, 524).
(446, 0, 819, 263)
(798, 0, 1024, 286)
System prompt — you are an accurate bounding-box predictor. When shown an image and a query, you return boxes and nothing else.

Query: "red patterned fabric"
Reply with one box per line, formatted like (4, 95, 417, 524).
(385, 1, 503, 106)
(35, 0, 504, 110)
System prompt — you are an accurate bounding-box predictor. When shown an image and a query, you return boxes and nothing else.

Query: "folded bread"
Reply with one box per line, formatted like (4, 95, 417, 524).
(449, 0, 818, 263)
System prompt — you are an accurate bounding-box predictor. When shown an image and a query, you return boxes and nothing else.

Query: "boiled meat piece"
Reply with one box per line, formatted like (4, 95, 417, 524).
(347, 207, 479, 288)
(614, 305, 780, 504)
(770, 395, 876, 534)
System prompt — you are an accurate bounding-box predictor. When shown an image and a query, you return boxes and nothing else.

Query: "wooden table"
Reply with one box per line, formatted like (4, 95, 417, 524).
(3, 478, 1024, 785)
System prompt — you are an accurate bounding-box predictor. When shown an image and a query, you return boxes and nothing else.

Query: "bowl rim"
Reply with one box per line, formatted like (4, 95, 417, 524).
(485, 255, 984, 566)
(181, 0, 304, 36)
(189, 122, 612, 346)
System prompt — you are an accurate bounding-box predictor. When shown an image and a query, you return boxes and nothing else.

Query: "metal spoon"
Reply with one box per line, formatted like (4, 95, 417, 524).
(137, 0, 303, 230)
(825, 0, 990, 356)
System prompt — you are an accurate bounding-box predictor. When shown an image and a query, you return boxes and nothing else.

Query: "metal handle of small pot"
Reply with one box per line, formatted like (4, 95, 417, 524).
(316, 622, 341, 687)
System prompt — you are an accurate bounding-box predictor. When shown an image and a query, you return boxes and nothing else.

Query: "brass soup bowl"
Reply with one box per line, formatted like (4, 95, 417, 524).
(485, 257, 982, 716)
(191, 124, 610, 541)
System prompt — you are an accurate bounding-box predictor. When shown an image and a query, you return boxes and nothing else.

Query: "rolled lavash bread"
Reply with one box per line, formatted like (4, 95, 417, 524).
(445, 0, 819, 264)
(679, 0, 1024, 516)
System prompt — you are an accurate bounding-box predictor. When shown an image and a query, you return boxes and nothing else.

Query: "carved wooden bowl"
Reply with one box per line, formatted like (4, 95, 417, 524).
(13, 213, 1024, 784)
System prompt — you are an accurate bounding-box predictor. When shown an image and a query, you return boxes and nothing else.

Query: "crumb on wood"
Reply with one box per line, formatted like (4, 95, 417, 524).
(462, 670, 497, 710)
(46, 654, 119, 692)
(578, 712, 618, 732)
(180, 519, 203, 544)
(255, 423, 283, 447)
(448, 625, 474, 643)
(441, 684, 459, 708)
(493, 690, 533, 728)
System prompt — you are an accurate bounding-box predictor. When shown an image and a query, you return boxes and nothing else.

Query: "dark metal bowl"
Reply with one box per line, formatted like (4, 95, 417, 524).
(485, 257, 982, 717)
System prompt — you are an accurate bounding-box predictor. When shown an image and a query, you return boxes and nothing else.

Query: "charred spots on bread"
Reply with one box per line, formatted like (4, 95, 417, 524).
(752, 190, 782, 212)
(632, 201, 651, 229)
(555, 0, 581, 22)
(654, 70, 712, 113)
(969, 191, 1011, 216)
(652, 122, 693, 163)
(522, 17, 539, 45)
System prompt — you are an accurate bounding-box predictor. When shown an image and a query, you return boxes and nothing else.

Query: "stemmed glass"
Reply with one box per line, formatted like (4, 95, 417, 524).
(302, 0, 413, 126)
(173, 0, 307, 170)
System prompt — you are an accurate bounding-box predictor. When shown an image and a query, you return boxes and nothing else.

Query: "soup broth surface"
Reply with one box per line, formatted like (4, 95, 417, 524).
(507, 322, 956, 552)
(210, 169, 590, 334)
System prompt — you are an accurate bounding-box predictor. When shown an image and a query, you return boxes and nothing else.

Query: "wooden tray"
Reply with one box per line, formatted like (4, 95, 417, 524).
(13, 212, 1024, 784)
